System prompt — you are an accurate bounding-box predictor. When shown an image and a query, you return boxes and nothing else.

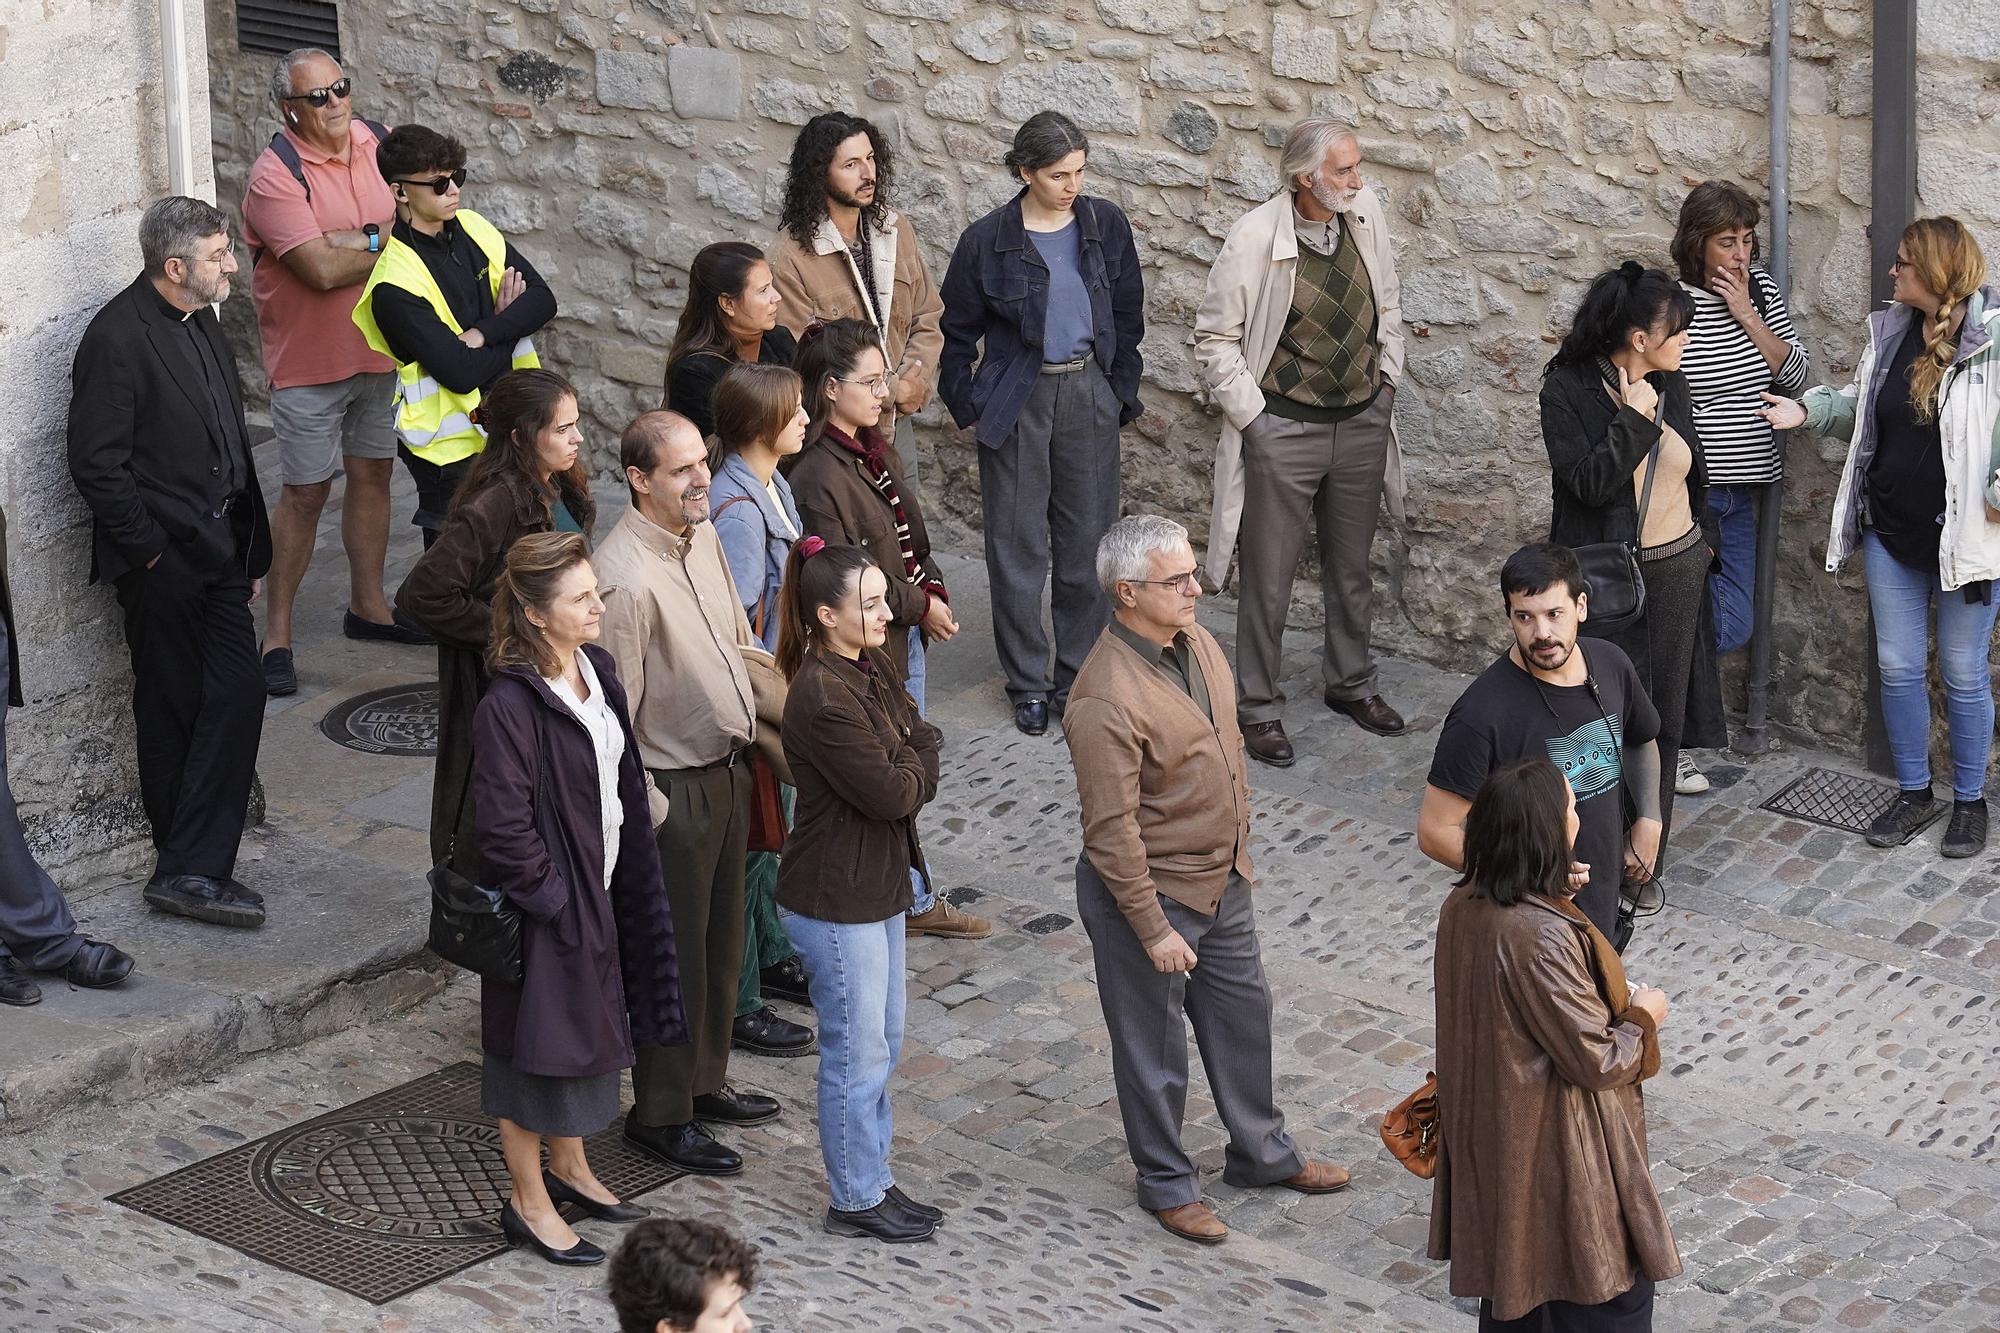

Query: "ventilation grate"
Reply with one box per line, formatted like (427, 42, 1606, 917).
(237, 0, 341, 59)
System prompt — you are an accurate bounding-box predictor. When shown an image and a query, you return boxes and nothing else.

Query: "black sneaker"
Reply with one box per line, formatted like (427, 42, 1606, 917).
(1864, 788, 1945, 848)
(1941, 799, 1988, 859)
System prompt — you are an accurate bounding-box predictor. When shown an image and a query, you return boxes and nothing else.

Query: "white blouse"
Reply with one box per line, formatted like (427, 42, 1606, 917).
(548, 651, 626, 891)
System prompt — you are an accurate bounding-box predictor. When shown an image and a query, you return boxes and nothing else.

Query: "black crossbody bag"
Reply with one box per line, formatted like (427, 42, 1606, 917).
(1572, 399, 1664, 636)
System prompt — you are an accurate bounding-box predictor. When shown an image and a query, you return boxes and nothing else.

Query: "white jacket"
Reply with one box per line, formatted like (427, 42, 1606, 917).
(1815, 287, 2000, 591)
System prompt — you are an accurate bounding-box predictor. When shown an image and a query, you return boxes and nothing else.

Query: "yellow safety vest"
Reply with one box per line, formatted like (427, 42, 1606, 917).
(351, 208, 540, 466)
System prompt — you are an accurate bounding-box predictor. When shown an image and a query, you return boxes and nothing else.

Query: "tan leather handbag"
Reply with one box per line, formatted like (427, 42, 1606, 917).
(1380, 1073, 1441, 1179)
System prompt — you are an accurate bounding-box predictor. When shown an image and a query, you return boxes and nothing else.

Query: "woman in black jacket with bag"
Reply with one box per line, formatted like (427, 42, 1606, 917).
(1541, 262, 1723, 882)
(471, 532, 685, 1266)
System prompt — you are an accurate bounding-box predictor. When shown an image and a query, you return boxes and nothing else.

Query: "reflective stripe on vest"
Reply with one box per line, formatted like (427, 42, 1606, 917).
(350, 208, 541, 465)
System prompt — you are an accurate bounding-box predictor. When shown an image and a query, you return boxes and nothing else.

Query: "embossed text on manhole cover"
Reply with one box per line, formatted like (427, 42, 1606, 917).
(108, 1062, 682, 1304)
(319, 683, 441, 757)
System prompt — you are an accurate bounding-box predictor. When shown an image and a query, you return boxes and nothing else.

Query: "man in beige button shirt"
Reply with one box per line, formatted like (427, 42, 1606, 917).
(597, 410, 783, 1177)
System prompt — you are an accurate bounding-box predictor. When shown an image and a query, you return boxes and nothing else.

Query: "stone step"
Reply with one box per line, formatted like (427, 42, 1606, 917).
(0, 827, 449, 1134)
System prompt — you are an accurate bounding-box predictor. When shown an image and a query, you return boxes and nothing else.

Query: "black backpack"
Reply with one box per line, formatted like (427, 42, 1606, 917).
(251, 119, 390, 266)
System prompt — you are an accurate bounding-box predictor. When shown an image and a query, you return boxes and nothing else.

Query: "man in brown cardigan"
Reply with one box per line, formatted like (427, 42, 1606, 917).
(1061, 515, 1350, 1245)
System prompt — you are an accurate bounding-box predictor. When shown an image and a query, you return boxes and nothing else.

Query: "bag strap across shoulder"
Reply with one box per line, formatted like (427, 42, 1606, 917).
(711, 492, 772, 638)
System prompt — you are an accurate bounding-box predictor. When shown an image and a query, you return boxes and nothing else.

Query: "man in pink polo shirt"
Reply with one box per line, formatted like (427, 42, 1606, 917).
(242, 47, 430, 699)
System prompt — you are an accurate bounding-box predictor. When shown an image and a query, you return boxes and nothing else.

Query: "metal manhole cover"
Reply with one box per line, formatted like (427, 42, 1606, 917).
(1759, 766, 1927, 836)
(109, 1062, 683, 1304)
(319, 683, 440, 756)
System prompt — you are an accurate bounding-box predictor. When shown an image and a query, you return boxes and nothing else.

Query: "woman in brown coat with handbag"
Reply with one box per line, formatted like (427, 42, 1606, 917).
(1429, 757, 1682, 1332)
(395, 369, 595, 867)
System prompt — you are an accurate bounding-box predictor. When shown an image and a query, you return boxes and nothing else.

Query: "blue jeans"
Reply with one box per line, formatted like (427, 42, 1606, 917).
(1708, 485, 1759, 655)
(778, 908, 907, 1212)
(1861, 531, 1998, 801)
(904, 627, 937, 914)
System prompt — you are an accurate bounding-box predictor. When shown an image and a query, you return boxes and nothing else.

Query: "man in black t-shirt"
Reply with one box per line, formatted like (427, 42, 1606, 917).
(1418, 542, 1664, 940)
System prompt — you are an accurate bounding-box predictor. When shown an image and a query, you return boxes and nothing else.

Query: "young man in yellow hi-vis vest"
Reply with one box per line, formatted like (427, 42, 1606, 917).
(352, 124, 554, 547)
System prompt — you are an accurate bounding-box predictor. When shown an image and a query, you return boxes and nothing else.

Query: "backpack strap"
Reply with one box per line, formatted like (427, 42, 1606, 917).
(252, 121, 393, 266)
(711, 493, 772, 639)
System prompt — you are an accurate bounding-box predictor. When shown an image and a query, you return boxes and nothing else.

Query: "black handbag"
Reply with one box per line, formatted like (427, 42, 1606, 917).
(425, 711, 545, 986)
(1573, 431, 1663, 636)
(428, 860, 523, 985)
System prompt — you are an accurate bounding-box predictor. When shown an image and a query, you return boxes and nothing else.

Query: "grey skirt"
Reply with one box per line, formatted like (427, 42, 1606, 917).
(481, 1054, 621, 1138)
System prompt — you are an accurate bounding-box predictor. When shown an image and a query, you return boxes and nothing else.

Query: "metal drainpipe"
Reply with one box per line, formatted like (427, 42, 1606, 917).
(1738, 0, 1790, 756)
(160, 0, 199, 196)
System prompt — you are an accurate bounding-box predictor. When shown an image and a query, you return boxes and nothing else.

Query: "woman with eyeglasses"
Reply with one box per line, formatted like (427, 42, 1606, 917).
(1761, 218, 2000, 857)
(663, 242, 797, 439)
(787, 318, 990, 940)
(772, 538, 945, 1243)
(355, 123, 557, 547)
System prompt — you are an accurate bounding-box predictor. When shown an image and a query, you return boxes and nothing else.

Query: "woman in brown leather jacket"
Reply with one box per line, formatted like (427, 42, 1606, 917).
(395, 368, 594, 868)
(1429, 757, 1681, 1332)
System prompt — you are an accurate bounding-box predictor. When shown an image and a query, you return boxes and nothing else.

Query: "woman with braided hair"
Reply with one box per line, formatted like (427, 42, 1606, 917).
(1763, 217, 2000, 856)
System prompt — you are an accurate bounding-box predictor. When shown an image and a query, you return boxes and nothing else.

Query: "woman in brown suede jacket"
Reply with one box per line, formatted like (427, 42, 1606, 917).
(1429, 757, 1682, 1332)
(395, 369, 595, 868)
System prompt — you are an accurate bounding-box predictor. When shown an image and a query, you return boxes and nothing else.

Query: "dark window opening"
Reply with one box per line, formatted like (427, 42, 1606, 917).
(236, 0, 341, 60)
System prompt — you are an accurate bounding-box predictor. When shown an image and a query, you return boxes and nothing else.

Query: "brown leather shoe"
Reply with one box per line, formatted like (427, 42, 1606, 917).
(1152, 1200, 1228, 1244)
(1279, 1159, 1351, 1194)
(906, 899, 993, 939)
(1325, 692, 1407, 736)
(1242, 719, 1295, 767)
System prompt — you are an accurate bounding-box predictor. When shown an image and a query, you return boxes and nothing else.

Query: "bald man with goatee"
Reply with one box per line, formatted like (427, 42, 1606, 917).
(595, 411, 782, 1177)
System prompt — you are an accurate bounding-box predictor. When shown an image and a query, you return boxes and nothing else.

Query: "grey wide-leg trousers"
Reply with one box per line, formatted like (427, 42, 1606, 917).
(978, 363, 1122, 709)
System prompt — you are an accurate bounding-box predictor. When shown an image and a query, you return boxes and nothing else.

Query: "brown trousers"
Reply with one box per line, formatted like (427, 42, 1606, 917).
(632, 760, 751, 1125)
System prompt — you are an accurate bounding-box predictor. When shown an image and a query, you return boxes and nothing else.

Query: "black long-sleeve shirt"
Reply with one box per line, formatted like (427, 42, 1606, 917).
(372, 216, 556, 395)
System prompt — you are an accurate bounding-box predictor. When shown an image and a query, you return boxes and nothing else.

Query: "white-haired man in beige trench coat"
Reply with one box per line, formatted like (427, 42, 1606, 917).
(1194, 119, 1409, 767)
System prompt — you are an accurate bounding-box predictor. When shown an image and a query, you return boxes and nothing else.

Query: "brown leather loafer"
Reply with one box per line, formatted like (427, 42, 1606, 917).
(1242, 719, 1295, 767)
(1326, 692, 1407, 736)
(1152, 1200, 1228, 1244)
(1279, 1159, 1352, 1194)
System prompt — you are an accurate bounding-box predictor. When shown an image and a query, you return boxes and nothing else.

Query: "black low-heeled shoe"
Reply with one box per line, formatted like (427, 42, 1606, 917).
(499, 1200, 606, 1266)
(542, 1170, 651, 1223)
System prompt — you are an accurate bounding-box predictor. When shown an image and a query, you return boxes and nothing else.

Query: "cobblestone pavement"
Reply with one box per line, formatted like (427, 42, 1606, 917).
(3, 559, 1998, 1331)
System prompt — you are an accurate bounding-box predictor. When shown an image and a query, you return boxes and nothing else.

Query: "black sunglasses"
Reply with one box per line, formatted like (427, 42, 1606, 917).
(280, 77, 352, 108)
(393, 169, 468, 196)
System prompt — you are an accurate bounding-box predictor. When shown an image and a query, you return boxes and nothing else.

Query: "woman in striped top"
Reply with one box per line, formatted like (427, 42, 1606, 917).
(1672, 182, 1811, 654)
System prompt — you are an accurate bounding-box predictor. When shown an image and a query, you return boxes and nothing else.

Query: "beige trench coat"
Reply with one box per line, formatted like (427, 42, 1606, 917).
(1192, 185, 1408, 586)
(1427, 885, 1683, 1321)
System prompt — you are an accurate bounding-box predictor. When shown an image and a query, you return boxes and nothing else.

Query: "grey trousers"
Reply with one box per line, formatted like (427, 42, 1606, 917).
(0, 615, 81, 970)
(978, 364, 1122, 706)
(1234, 391, 1393, 723)
(1075, 854, 1303, 1210)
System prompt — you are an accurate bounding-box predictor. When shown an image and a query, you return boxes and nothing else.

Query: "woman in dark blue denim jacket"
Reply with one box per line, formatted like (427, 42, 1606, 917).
(938, 111, 1145, 737)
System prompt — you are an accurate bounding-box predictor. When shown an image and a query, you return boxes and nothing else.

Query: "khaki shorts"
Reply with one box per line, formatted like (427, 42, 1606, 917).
(270, 372, 398, 486)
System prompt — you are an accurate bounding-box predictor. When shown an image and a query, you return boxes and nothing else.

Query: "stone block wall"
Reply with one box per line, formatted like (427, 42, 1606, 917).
(2, 0, 216, 888)
(204, 0, 2000, 753)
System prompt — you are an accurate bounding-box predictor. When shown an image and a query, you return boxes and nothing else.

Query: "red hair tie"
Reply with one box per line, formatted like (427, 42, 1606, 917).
(799, 535, 827, 559)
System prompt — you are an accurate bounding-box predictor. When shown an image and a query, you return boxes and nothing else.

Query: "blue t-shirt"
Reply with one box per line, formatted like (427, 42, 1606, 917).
(1028, 220, 1093, 363)
(553, 497, 584, 535)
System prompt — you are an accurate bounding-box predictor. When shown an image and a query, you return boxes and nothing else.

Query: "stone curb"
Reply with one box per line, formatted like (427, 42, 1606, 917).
(0, 827, 450, 1135)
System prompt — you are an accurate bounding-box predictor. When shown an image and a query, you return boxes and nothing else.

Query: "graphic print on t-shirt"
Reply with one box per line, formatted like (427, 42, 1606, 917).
(1546, 714, 1623, 803)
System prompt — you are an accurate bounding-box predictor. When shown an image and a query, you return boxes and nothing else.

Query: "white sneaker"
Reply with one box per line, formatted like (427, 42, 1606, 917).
(1675, 753, 1710, 796)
